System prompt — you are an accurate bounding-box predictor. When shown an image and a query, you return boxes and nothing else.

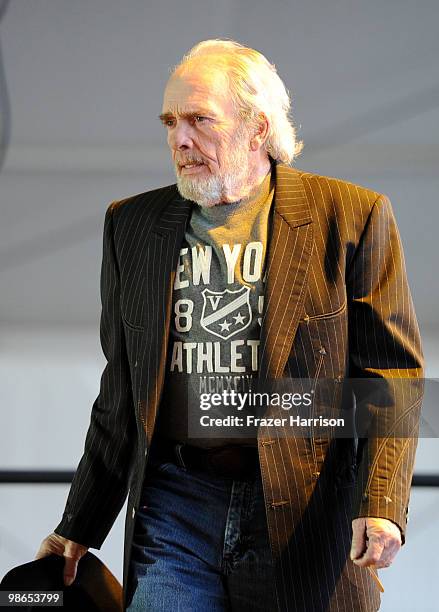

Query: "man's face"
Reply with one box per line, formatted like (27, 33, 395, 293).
(160, 63, 254, 207)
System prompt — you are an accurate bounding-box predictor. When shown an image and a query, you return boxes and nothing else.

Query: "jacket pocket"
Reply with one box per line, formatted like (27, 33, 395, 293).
(122, 312, 145, 332)
(301, 299, 347, 323)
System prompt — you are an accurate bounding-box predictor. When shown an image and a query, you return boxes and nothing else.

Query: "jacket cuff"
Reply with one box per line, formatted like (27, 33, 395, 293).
(53, 509, 111, 550)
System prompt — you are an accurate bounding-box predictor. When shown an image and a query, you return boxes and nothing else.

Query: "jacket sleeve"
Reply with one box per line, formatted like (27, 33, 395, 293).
(53, 202, 138, 548)
(346, 193, 425, 544)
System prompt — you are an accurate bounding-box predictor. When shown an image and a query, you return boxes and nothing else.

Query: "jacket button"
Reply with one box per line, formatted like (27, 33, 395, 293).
(134, 360, 138, 368)
(132, 507, 136, 519)
(269, 500, 290, 509)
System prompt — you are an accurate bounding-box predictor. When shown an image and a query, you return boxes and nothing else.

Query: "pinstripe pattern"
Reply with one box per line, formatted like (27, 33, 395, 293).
(54, 161, 424, 611)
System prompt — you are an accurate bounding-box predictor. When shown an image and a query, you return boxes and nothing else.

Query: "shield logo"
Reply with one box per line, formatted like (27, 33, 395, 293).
(200, 287, 252, 339)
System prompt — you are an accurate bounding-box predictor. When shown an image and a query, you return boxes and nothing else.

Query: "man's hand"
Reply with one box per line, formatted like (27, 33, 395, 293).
(35, 533, 88, 586)
(350, 517, 402, 569)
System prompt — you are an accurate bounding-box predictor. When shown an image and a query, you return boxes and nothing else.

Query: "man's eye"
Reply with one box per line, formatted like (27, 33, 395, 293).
(163, 117, 206, 127)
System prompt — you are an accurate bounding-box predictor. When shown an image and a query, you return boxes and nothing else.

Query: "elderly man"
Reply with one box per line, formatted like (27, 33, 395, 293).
(36, 39, 424, 611)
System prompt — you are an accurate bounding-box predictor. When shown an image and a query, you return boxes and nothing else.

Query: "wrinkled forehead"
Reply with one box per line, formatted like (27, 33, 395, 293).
(162, 62, 231, 116)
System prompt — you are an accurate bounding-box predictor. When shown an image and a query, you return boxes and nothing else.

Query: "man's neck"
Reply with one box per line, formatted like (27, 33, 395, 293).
(242, 158, 273, 203)
(221, 157, 273, 205)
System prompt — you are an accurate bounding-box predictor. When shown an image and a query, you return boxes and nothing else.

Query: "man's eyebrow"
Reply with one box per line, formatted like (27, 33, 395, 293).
(159, 110, 216, 122)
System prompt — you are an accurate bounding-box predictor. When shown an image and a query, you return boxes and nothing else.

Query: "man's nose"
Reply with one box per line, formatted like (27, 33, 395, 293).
(169, 123, 194, 151)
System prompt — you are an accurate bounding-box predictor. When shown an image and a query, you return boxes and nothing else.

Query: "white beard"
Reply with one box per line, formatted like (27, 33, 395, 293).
(174, 129, 252, 208)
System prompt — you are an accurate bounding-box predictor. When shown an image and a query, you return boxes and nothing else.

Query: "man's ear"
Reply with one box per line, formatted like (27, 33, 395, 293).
(250, 112, 269, 151)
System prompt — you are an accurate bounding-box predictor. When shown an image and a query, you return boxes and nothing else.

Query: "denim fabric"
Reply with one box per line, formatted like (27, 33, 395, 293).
(126, 447, 279, 611)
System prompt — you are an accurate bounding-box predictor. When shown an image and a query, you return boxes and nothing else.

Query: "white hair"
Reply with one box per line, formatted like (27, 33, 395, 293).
(171, 38, 304, 165)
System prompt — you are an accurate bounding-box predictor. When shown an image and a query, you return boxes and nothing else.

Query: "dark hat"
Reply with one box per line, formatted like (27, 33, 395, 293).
(0, 552, 122, 611)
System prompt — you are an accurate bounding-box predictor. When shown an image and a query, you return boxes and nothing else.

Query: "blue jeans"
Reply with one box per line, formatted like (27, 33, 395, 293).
(126, 446, 279, 611)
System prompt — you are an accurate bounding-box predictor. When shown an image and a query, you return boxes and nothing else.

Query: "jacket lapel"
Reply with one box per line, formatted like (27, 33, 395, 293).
(139, 192, 193, 446)
(258, 163, 314, 378)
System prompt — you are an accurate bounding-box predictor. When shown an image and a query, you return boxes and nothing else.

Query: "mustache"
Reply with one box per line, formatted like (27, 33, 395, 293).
(176, 158, 206, 166)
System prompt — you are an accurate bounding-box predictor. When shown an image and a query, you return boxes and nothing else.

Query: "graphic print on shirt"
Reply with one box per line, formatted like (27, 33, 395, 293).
(200, 286, 251, 339)
(168, 240, 267, 393)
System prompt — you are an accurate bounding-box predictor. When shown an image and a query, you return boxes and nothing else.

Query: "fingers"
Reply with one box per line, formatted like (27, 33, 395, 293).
(369, 537, 400, 569)
(34, 534, 64, 560)
(63, 541, 88, 586)
(351, 517, 402, 569)
(34, 534, 88, 587)
(350, 517, 367, 561)
(354, 537, 385, 568)
(34, 545, 49, 561)
(63, 555, 79, 587)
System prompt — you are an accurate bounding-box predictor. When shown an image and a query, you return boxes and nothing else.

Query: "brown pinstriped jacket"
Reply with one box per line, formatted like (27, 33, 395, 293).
(54, 159, 424, 611)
